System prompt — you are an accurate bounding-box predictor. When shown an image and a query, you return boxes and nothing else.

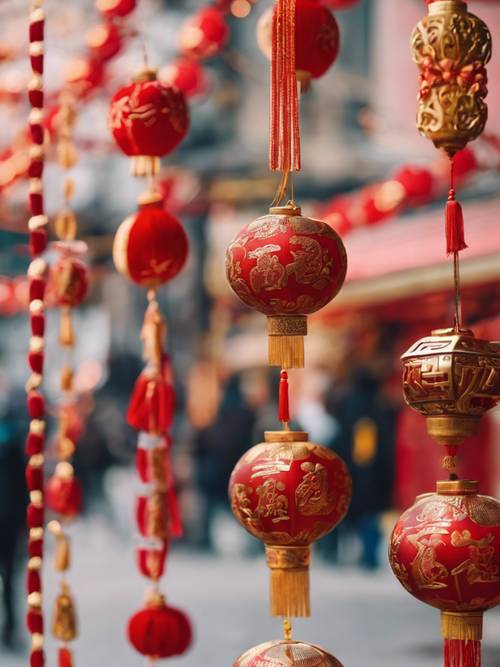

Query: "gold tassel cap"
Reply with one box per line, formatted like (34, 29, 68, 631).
(266, 545, 311, 618)
(441, 611, 483, 641)
(131, 155, 160, 178)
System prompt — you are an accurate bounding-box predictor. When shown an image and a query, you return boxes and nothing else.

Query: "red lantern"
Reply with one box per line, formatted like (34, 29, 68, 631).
(229, 430, 351, 616)
(257, 0, 340, 87)
(159, 58, 208, 99)
(127, 591, 192, 658)
(95, 0, 136, 18)
(64, 58, 104, 98)
(320, 0, 358, 9)
(390, 480, 500, 667)
(46, 463, 82, 518)
(50, 257, 89, 308)
(225, 204, 347, 367)
(109, 70, 189, 177)
(113, 193, 188, 289)
(179, 7, 229, 60)
(85, 23, 122, 62)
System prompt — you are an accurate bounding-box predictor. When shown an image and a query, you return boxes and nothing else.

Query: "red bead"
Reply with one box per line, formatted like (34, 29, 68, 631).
(159, 59, 208, 99)
(30, 228, 47, 256)
(46, 474, 82, 518)
(28, 157, 44, 178)
(28, 89, 44, 109)
(26, 609, 43, 634)
(58, 647, 73, 667)
(26, 466, 43, 492)
(30, 55, 44, 76)
(29, 195, 44, 218)
(29, 277, 46, 301)
(30, 123, 44, 145)
(50, 257, 89, 307)
(28, 392, 44, 419)
(28, 537, 43, 558)
(31, 313, 45, 337)
(27, 569, 41, 595)
(26, 433, 44, 456)
(27, 504, 44, 529)
(28, 352, 44, 375)
(128, 600, 192, 658)
(30, 20, 44, 43)
(30, 649, 44, 667)
(179, 7, 229, 59)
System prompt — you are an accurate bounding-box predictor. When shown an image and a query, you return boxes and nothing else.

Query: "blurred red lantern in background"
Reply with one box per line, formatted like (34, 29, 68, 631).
(50, 257, 89, 308)
(320, 0, 359, 9)
(46, 463, 82, 518)
(96, 0, 136, 18)
(64, 58, 104, 98)
(179, 7, 229, 59)
(85, 23, 122, 62)
(159, 58, 209, 99)
(109, 70, 189, 177)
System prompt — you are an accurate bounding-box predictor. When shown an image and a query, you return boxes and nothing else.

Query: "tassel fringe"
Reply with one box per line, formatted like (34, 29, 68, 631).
(446, 189, 467, 255)
(278, 370, 290, 423)
(444, 639, 481, 667)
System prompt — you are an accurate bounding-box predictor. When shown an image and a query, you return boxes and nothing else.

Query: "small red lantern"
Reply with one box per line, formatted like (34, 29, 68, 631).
(257, 0, 340, 88)
(109, 70, 189, 177)
(229, 430, 351, 617)
(95, 0, 136, 18)
(50, 257, 89, 308)
(85, 23, 122, 62)
(113, 193, 188, 289)
(46, 463, 82, 518)
(127, 590, 192, 659)
(64, 58, 104, 98)
(179, 7, 229, 60)
(225, 204, 347, 368)
(159, 58, 208, 99)
(390, 480, 500, 667)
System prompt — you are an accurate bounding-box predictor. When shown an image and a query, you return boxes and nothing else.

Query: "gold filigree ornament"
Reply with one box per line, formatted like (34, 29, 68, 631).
(411, 0, 492, 154)
(233, 639, 344, 667)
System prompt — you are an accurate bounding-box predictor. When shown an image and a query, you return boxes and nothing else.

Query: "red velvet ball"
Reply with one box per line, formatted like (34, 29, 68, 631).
(96, 0, 136, 18)
(109, 77, 189, 158)
(226, 210, 347, 316)
(28, 351, 44, 375)
(27, 569, 41, 595)
(31, 313, 45, 337)
(159, 58, 208, 99)
(26, 609, 43, 634)
(26, 433, 44, 457)
(390, 485, 500, 615)
(179, 7, 229, 59)
(30, 228, 47, 256)
(26, 465, 43, 492)
(50, 257, 89, 307)
(86, 23, 122, 62)
(128, 597, 192, 658)
(320, 0, 359, 8)
(64, 58, 104, 98)
(28, 392, 44, 419)
(29, 277, 46, 302)
(28, 537, 43, 558)
(27, 504, 44, 529)
(46, 470, 82, 518)
(393, 166, 434, 205)
(295, 0, 340, 79)
(30, 648, 44, 667)
(113, 197, 188, 288)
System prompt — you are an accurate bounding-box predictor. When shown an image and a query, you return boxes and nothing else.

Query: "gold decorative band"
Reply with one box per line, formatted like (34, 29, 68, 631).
(264, 430, 308, 443)
(437, 480, 478, 496)
(426, 415, 480, 446)
(441, 611, 483, 641)
(266, 545, 311, 571)
(428, 1, 467, 16)
(267, 315, 307, 337)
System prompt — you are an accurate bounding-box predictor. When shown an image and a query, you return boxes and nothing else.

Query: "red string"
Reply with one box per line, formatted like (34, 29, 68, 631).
(270, 0, 301, 173)
(278, 370, 290, 424)
(445, 156, 467, 255)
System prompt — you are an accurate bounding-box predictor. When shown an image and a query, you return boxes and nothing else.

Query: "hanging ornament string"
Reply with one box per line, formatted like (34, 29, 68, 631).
(445, 155, 467, 331)
(26, 2, 48, 666)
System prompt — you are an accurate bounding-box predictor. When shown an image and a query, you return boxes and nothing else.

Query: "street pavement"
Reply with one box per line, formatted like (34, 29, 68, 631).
(2, 514, 500, 667)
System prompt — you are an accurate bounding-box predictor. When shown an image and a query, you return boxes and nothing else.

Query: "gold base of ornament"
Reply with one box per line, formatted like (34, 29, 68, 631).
(437, 479, 478, 496)
(426, 415, 480, 446)
(266, 545, 311, 618)
(52, 582, 78, 642)
(131, 155, 160, 178)
(267, 316, 307, 369)
(441, 611, 483, 641)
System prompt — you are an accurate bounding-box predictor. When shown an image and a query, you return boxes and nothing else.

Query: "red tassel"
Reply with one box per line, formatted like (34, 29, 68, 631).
(446, 189, 467, 255)
(127, 359, 175, 434)
(278, 370, 290, 424)
(270, 0, 301, 172)
(58, 647, 73, 667)
(444, 639, 481, 667)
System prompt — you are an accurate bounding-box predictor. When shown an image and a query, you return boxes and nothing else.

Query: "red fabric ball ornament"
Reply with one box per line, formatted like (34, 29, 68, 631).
(27, 503, 44, 529)
(109, 71, 189, 177)
(390, 482, 500, 665)
(319, 0, 359, 8)
(30, 649, 44, 667)
(26, 433, 44, 457)
(26, 465, 43, 492)
(127, 592, 192, 658)
(85, 23, 122, 62)
(159, 58, 208, 99)
(26, 609, 43, 634)
(28, 351, 44, 375)
(29, 537, 43, 558)
(50, 257, 89, 308)
(46, 463, 82, 518)
(96, 0, 136, 18)
(113, 194, 188, 289)
(29, 277, 46, 302)
(27, 569, 41, 595)
(179, 7, 229, 60)
(28, 392, 44, 419)
(64, 58, 104, 98)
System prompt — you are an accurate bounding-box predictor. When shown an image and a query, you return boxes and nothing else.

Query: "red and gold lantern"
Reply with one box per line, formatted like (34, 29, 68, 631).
(96, 0, 136, 18)
(50, 256, 89, 308)
(234, 640, 344, 666)
(226, 203, 347, 368)
(85, 23, 122, 62)
(113, 192, 188, 289)
(46, 463, 82, 518)
(128, 590, 192, 659)
(179, 7, 229, 60)
(159, 58, 209, 99)
(109, 70, 189, 177)
(229, 430, 351, 617)
(390, 480, 500, 666)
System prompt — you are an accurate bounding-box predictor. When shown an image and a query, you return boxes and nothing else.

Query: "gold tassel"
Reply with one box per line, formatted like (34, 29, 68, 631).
(441, 611, 483, 641)
(59, 307, 75, 347)
(131, 155, 160, 178)
(52, 582, 78, 642)
(267, 316, 307, 369)
(266, 545, 311, 618)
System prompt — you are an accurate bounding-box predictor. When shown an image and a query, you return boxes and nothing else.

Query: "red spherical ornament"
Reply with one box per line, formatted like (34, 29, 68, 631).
(50, 257, 89, 308)
(159, 58, 209, 99)
(113, 194, 188, 289)
(96, 0, 136, 18)
(179, 7, 229, 60)
(85, 23, 122, 62)
(320, 0, 358, 9)
(390, 481, 500, 656)
(109, 70, 189, 177)
(64, 57, 104, 98)
(128, 591, 192, 658)
(46, 463, 82, 518)
(229, 430, 351, 616)
(257, 0, 340, 85)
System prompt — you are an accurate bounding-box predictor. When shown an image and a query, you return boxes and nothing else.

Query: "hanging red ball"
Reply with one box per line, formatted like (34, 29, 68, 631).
(179, 7, 229, 59)
(96, 0, 136, 17)
(109, 70, 189, 176)
(64, 58, 104, 98)
(127, 592, 192, 658)
(46, 463, 82, 518)
(85, 23, 122, 62)
(159, 58, 209, 99)
(319, 0, 359, 8)
(113, 194, 188, 289)
(50, 257, 89, 308)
